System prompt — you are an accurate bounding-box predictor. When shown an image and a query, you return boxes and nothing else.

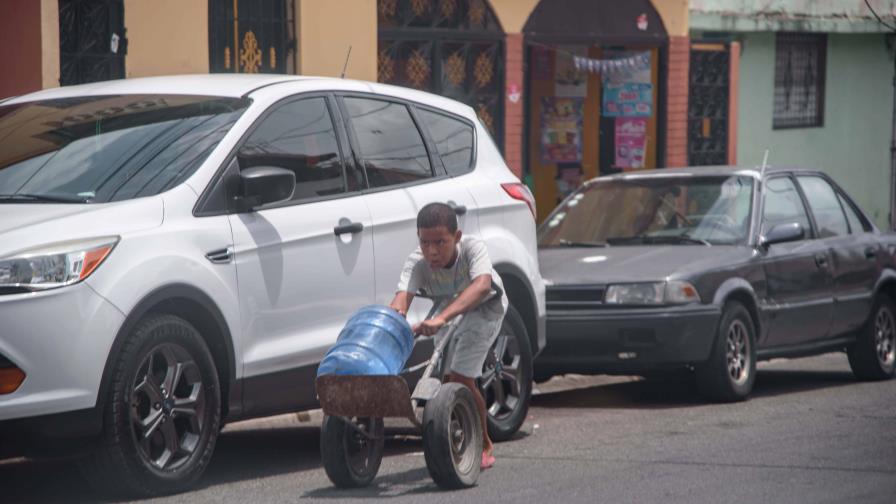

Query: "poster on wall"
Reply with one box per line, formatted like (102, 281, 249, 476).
(555, 46, 588, 97)
(541, 97, 584, 163)
(614, 117, 648, 169)
(602, 50, 653, 117)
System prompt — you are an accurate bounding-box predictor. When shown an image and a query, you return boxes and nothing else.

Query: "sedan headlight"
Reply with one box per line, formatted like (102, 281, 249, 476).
(605, 281, 701, 305)
(0, 237, 119, 291)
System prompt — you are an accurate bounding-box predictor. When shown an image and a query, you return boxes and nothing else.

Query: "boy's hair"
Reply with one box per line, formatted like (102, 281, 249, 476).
(417, 202, 458, 232)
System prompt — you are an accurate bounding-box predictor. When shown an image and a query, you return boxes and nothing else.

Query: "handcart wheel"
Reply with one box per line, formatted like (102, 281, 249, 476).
(422, 383, 482, 489)
(320, 415, 384, 488)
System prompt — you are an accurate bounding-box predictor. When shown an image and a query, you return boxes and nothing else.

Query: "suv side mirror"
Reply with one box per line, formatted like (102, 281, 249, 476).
(760, 222, 805, 249)
(237, 166, 295, 211)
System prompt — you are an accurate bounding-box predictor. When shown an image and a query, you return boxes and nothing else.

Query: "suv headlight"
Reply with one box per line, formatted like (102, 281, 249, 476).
(0, 237, 119, 291)
(605, 281, 701, 305)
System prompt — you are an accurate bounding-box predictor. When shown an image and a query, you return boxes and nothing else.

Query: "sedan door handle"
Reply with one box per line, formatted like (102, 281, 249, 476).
(333, 221, 364, 236)
(865, 247, 877, 260)
(814, 254, 828, 268)
(447, 201, 467, 216)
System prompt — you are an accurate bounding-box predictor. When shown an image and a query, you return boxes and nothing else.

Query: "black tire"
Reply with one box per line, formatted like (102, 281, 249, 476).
(848, 295, 896, 381)
(320, 415, 384, 488)
(481, 304, 532, 442)
(422, 383, 482, 489)
(80, 314, 221, 497)
(696, 302, 756, 402)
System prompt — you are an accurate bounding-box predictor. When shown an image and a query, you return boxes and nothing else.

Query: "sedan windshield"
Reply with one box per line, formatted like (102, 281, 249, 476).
(0, 94, 249, 203)
(539, 175, 755, 247)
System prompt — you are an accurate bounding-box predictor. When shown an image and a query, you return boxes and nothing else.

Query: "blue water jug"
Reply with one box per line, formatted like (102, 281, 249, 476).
(317, 305, 415, 376)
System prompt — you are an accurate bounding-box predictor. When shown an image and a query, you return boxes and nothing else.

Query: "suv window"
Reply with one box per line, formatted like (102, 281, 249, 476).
(342, 97, 432, 188)
(837, 192, 869, 234)
(797, 176, 849, 238)
(418, 109, 474, 176)
(238, 97, 347, 201)
(763, 177, 812, 237)
(0, 95, 248, 203)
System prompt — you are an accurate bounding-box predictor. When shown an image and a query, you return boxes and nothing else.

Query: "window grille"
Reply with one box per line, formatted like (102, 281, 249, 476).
(773, 33, 826, 129)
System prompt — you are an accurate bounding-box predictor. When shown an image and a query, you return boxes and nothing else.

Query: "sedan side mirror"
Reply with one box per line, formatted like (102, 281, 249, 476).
(760, 222, 805, 249)
(236, 166, 296, 211)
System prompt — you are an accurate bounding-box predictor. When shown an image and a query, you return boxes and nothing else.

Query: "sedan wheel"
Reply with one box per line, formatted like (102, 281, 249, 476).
(696, 301, 756, 402)
(849, 295, 896, 380)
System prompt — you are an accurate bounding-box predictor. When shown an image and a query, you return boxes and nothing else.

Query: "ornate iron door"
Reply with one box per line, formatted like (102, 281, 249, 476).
(688, 45, 729, 166)
(59, 0, 126, 85)
(209, 0, 293, 74)
(378, 0, 504, 149)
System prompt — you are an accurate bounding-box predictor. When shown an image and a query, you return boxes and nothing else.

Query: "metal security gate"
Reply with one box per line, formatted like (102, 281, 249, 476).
(377, 0, 504, 149)
(688, 44, 729, 166)
(209, 0, 294, 74)
(59, 0, 126, 85)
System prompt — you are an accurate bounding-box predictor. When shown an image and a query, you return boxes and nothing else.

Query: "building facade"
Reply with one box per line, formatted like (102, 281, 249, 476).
(690, 0, 896, 229)
(0, 0, 691, 222)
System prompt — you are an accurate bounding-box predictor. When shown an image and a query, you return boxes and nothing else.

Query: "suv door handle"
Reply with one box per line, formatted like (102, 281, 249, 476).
(447, 201, 467, 215)
(865, 247, 877, 259)
(814, 253, 828, 268)
(334, 221, 364, 236)
(206, 247, 234, 264)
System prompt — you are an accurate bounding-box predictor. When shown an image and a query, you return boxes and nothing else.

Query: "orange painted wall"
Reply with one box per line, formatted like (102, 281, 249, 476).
(0, 0, 43, 98)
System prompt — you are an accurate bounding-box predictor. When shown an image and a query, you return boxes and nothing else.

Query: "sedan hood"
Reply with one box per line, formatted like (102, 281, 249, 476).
(538, 245, 756, 285)
(0, 198, 163, 256)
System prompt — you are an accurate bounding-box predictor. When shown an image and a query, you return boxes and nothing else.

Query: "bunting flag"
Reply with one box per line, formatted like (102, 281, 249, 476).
(572, 51, 650, 75)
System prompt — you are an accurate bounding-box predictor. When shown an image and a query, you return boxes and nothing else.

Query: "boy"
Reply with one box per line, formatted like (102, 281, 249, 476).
(389, 202, 507, 470)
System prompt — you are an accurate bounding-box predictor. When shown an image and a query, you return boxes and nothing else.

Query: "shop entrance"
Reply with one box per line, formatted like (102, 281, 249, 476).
(522, 0, 668, 222)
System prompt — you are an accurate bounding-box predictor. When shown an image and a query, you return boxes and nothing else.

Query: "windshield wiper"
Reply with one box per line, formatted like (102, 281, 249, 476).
(606, 235, 711, 246)
(0, 193, 89, 204)
(557, 239, 608, 248)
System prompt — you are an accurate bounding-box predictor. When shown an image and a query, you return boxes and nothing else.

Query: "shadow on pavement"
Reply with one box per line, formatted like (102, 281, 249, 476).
(302, 466, 438, 499)
(532, 368, 860, 410)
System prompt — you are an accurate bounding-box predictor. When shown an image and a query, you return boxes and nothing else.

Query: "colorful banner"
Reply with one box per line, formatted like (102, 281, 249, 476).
(602, 50, 653, 117)
(615, 117, 648, 169)
(540, 97, 584, 163)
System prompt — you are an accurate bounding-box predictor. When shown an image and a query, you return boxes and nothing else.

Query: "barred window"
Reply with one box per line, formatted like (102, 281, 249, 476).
(773, 33, 826, 129)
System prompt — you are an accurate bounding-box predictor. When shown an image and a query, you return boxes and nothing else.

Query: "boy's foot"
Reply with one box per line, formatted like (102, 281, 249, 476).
(480, 451, 496, 470)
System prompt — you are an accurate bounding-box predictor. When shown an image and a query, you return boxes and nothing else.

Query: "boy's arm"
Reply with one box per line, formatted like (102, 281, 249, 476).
(413, 274, 491, 336)
(392, 248, 423, 318)
(389, 291, 414, 318)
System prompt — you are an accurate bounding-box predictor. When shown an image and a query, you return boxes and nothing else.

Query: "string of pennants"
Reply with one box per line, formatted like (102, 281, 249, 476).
(572, 51, 651, 75)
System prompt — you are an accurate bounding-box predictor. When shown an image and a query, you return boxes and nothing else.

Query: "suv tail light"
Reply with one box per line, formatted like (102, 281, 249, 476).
(501, 182, 537, 219)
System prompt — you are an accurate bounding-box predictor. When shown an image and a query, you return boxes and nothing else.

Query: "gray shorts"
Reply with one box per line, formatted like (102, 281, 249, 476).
(435, 298, 507, 378)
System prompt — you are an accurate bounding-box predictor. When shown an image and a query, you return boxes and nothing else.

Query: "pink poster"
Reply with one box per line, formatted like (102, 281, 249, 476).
(615, 118, 648, 170)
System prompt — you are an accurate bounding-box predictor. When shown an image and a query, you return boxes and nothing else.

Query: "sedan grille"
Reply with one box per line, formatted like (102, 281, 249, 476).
(546, 285, 605, 310)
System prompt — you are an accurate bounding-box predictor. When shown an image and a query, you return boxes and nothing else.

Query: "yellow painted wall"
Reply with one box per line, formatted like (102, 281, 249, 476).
(489, 0, 539, 33)
(651, 0, 689, 37)
(297, 0, 377, 80)
(124, 0, 208, 77)
(40, 0, 60, 89)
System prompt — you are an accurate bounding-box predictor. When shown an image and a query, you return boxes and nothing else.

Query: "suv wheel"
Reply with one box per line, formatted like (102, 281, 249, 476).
(848, 294, 896, 380)
(480, 304, 532, 442)
(696, 301, 756, 402)
(80, 314, 221, 497)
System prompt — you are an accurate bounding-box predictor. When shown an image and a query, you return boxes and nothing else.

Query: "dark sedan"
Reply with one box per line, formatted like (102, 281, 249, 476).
(535, 166, 896, 401)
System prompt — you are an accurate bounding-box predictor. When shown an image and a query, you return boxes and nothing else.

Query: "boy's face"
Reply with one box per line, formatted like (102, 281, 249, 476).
(418, 226, 461, 269)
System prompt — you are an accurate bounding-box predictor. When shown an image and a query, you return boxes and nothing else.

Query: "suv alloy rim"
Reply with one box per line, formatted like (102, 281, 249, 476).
(875, 307, 896, 368)
(726, 319, 750, 386)
(482, 324, 523, 420)
(129, 343, 207, 470)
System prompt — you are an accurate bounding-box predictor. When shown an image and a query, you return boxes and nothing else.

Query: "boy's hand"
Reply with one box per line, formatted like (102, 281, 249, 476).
(413, 316, 447, 336)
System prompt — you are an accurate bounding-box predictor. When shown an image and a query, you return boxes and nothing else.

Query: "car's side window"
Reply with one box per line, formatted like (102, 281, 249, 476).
(238, 96, 348, 202)
(762, 177, 812, 237)
(837, 192, 869, 234)
(417, 108, 474, 176)
(796, 176, 850, 238)
(342, 97, 433, 188)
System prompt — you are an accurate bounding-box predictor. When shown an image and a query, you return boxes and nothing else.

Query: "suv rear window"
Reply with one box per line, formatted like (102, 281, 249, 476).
(0, 95, 248, 204)
(418, 109, 474, 176)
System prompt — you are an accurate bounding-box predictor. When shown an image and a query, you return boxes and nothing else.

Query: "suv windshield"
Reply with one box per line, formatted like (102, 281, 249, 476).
(0, 94, 249, 203)
(539, 175, 755, 247)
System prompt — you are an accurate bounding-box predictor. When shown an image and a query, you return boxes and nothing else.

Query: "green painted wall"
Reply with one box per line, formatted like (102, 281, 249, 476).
(735, 32, 894, 228)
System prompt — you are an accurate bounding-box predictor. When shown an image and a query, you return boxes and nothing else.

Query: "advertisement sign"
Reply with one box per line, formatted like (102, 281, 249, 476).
(615, 117, 648, 169)
(602, 51, 653, 117)
(541, 97, 584, 163)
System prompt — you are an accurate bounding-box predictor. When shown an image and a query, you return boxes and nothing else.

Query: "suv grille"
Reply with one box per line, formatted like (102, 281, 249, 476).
(546, 285, 605, 310)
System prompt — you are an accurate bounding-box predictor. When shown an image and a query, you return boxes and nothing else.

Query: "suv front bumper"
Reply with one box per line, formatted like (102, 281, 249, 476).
(0, 283, 124, 423)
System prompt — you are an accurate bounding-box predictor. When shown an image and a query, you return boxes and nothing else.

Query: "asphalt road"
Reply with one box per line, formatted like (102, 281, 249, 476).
(2, 353, 894, 503)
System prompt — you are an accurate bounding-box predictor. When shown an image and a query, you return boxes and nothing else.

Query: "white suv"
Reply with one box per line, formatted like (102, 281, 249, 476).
(0, 75, 545, 496)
